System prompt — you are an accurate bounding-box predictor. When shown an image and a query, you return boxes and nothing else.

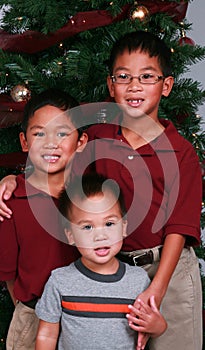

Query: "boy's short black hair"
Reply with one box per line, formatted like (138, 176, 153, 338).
(59, 173, 127, 228)
(108, 30, 172, 77)
(21, 88, 84, 137)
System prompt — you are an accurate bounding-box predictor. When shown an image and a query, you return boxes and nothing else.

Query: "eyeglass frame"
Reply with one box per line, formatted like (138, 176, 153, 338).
(110, 73, 165, 85)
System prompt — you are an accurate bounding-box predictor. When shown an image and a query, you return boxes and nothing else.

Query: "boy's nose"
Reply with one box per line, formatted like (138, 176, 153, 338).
(93, 227, 108, 241)
(44, 142, 58, 149)
(127, 77, 143, 91)
(44, 134, 59, 148)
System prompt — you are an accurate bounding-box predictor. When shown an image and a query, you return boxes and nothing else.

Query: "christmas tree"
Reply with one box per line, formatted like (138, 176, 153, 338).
(0, 0, 204, 348)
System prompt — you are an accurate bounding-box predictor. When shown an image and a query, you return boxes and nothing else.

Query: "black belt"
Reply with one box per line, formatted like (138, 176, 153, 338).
(22, 298, 38, 309)
(117, 247, 162, 266)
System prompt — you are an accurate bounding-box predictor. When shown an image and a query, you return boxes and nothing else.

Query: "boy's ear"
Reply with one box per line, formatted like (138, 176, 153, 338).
(64, 228, 75, 246)
(19, 132, 29, 152)
(76, 132, 88, 153)
(107, 75, 115, 98)
(162, 76, 174, 97)
(122, 219, 128, 238)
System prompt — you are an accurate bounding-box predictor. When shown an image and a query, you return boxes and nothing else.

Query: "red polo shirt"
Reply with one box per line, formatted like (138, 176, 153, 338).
(73, 118, 201, 250)
(0, 174, 80, 302)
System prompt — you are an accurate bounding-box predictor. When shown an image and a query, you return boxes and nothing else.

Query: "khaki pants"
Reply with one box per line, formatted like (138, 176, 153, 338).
(6, 301, 39, 350)
(145, 247, 203, 350)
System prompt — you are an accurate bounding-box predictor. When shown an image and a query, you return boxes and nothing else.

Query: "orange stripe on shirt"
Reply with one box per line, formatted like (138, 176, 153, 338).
(62, 301, 130, 314)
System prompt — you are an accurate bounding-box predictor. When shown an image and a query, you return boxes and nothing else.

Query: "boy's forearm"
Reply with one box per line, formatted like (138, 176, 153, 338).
(35, 321, 59, 350)
(35, 336, 57, 350)
(149, 233, 185, 302)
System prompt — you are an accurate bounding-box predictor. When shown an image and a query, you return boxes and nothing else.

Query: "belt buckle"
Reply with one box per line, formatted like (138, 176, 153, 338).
(132, 252, 149, 266)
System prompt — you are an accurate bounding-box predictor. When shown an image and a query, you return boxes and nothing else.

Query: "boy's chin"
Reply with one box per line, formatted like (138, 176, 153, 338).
(121, 106, 145, 119)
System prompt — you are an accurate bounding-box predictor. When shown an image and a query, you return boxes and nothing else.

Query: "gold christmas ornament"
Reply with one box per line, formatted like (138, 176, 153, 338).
(179, 21, 195, 46)
(129, 4, 150, 22)
(10, 84, 31, 102)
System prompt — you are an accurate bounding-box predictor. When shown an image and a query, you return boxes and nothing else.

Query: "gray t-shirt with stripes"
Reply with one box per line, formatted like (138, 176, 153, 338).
(36, 259, 150, 350)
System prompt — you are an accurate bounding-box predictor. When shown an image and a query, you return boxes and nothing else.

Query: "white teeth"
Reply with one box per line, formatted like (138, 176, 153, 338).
(128, 99, 142, 103)
(43, 155, 59, 160)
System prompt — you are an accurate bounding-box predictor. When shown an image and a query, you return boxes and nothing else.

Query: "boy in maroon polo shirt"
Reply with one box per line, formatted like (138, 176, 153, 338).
(0, 89, 87, 350)
(71, 31, 202, 350)
(0, 32, 203, 349)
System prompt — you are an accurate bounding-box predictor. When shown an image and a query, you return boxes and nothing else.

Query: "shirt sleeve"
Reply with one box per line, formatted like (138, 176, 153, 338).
(164, 144, 202, 246)
(35, 272, 62, 323)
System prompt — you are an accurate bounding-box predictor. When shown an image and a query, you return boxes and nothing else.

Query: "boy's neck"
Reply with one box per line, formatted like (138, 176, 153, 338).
(121, 115, 164, 149)
(26, 170, 69, 198)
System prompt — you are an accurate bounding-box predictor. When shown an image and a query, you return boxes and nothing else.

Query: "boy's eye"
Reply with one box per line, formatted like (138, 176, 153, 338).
(105, 221, 115, 227)
(34, 132, 45, 137)
(57, 132, 68, 137)
(117, 73, 130, 81)
(82, 224, 93, 231)
(141, 73, 154, 80)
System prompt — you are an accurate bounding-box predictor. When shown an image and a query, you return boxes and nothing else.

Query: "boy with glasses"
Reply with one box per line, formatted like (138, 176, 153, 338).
(72, 31, 203, 350)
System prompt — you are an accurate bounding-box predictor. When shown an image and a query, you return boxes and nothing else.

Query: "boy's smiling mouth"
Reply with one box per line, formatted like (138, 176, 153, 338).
(94, 247, 110, 256)
(127, 98, 144, 107)
(42, 155, 60, 162)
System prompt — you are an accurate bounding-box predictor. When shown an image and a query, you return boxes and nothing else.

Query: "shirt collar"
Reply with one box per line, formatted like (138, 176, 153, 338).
(89, 117, 181, 153)
(14, 174, 50, 198)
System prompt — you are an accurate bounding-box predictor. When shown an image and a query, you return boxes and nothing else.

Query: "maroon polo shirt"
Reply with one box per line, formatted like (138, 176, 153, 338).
(0, 174, 80, 302)
(73, 117, 201, 250)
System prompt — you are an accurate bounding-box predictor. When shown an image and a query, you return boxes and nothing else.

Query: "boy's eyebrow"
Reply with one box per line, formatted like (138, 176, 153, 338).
(29, 124, 74, 131)
(113, 66, 129, 73)
(104, 214, 122, 220)
(114, 66, 159, 73)
(73, 215, 122, 226)
(29, 125, 44, 130)
(55, 124, 75, 130)
(73, 219, 92, 226)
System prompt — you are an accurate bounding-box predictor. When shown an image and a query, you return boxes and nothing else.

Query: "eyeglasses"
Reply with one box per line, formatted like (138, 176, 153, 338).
(111, 73, 165, 85)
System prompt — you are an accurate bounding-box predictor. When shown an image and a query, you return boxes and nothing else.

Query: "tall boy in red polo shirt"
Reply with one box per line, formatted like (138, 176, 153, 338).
(72, 31, 202, 350)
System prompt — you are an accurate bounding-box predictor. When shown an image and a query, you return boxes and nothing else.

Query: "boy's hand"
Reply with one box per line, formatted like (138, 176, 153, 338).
(133, 283, 164, 312)
(126, 296, 167, 338)
(0, 175, 17, 221)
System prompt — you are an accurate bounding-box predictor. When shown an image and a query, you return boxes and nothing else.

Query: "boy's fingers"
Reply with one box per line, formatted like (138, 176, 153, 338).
(127, 311, 148, 326)
(3, 189, 13, 202)
(0, 175, 17, 200)
(0, 192, 12, 212)
(0, 182, 14, 218)
(2, 181, 16, 200)
(0, 207, 12, 221)
(149, 295, 158, 312)
(130, 300, 150, 315)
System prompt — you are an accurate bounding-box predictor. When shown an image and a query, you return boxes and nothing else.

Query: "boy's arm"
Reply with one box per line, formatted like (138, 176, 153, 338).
(0, 175, 17, 220)
(135, 233, 185, 308)
(35, 320, 59, 350)
(6, 280, 16, 305)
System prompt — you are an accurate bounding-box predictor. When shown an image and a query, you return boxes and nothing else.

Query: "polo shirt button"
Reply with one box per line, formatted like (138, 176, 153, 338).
(128, 155, 134, 160)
